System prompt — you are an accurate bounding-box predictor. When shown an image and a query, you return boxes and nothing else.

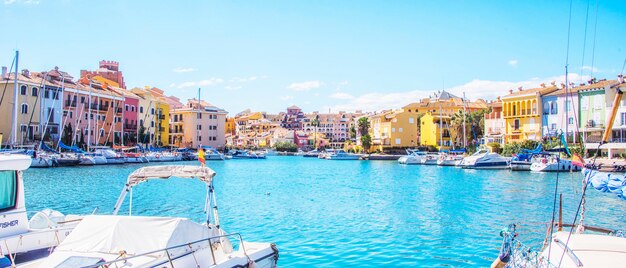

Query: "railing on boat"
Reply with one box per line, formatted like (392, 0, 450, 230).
(82, 232, 249, 268)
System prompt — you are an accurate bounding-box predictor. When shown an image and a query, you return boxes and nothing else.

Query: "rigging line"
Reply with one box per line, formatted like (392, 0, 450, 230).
(557, 143, 601, 268)
(589, 0, 599, 78)
(0, 55, 16, 108)
(564, 0, 574, 66)
(546, 134, 563, 262)
(621, 58, 626, 76)
(579, 0, 591, 82)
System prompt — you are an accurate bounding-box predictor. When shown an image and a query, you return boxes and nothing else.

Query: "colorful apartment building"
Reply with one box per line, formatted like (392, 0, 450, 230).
(368, 108, 419, 151)
(169, 98, 227, 148)
(502, 86, 558, 143)
(281, 105, 304, 130)
(419, 112, 452, 149)
(403, 90, 487, 116)
(577, 80, 616, 143)
(540, 82, 580, 141)
(483, 99, 505, 145)
(106, 84, 140, 145)
(225, 117, 236, 135)
(131, 87, 170, 146)
(0, 69, 45, 145)
(301, 111, 360, 148)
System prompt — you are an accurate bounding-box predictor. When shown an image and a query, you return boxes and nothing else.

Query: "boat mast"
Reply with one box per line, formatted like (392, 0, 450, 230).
(463, 92, 467, 148)
(10, 50, 18, 148)
(87, 79, 92, 151)
(439, 98, 443, 150)
(197, 87, 201, 147)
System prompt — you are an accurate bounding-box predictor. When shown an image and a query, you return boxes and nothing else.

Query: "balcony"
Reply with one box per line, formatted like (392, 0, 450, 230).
(65, 100, 77, 107)
(116, 107, 123, 113)
(158, 115, 166, 120)
(124, 124, 137, 130)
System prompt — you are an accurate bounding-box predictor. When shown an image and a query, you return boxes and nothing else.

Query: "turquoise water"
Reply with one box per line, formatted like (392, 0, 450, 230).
(23, 157, 626, 267)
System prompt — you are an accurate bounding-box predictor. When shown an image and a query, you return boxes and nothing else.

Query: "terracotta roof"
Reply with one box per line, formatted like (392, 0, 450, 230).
(502, 86, 558, 98)
(287, 105, 300, 110)
(544, 86, 583, 96)
(574, 79, 618, 91)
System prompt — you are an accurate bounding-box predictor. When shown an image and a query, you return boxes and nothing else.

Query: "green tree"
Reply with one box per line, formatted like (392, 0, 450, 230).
(274, 141, 298, 152)
(312, 116, 320, 149)
(358, 117, 370, 136)
(361, 134, 372, 153)
(138, 124, 147, 144)
(61, 123, 73, 146)
(349, 125, 356, 140)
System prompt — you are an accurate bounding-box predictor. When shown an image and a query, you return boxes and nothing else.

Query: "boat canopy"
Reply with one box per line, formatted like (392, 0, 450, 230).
(127, 165, 216, 187)
(58, 141, 84, 153)
(40, 142, 59, 154)
(584, 168, 626, 201)
(0, 154, 31, 171)
(52, 215, 223, 259)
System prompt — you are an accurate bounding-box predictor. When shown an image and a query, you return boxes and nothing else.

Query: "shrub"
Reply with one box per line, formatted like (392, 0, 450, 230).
(274, 141, 298, 152)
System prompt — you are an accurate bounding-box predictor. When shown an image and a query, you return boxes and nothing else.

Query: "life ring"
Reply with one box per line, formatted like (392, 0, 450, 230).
(542, 159, 547, 164)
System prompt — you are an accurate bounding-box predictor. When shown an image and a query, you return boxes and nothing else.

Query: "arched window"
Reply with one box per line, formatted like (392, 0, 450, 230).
(20, 85, 27, 95)
(551, 101, 558, 114)
(20, 103, 28, 114)
(31, 87, 38, 96)
(99, 128, 105, 137)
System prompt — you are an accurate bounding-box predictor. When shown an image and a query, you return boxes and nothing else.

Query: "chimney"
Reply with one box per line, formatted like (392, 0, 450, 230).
(551, 81, 556, 86)
(509, 89, 513, 94)
(540, 83, 546, 88)
(518, 86, 523, 91)
(619, 74, 624, 84)
(1, 66, 6, 79)
(21, 69, 29, 77)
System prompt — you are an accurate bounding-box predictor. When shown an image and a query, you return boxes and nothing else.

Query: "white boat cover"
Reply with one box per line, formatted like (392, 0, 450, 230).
(0, 153, 31, 171)
(127, 165, 216, 186)
(543, 231, 626, 267)
(55, 215, 220, 257)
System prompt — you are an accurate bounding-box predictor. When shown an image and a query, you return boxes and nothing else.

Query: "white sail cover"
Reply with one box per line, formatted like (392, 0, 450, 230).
(127, 165, 216, 186)
(55, 215, 220, 257)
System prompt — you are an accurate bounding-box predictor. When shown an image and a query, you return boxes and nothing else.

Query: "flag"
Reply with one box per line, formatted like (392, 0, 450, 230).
(560, 134, 571, 157)
(572, 153, 584, 167)
(197, 148, 206, 166)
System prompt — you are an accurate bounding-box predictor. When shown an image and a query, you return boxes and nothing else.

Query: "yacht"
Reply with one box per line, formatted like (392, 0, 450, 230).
(19, 165, 279, 268)
(77, 154, 96, 165)
(529, 153, 581, 172)
(398, 149, 427, 165)
(201, 147, 226, 160)
(146, 151, 182, 162)
(29, 152, 55, 168)
(124, 152, 149, 163)
(302, 149, 321, 158)
(437, 151, 464, 166)
(229, 150, 266, 159)
(93, 147, 125, 164)
(318, 149, 335, 159)
(83, 152, 108, 165)
(420, 153, 440, 165)
(326, 150, 361, 160)
(458, 148, 510, 169)
(0, 154, 80, 266)
(509, 144, 543, 171)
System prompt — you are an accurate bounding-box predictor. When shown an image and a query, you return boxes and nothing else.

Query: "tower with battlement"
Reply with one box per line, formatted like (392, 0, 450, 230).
(80, 60, 126, 88)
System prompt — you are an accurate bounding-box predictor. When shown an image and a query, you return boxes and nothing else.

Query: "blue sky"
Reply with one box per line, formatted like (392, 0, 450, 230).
(1, 0, 625, 114)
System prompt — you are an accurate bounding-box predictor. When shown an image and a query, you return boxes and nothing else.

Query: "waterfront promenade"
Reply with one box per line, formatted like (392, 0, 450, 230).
(22, 156, 626, 267)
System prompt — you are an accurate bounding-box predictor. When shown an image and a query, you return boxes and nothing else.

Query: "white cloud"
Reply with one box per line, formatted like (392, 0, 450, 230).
(329, 73, 592, 112)
(175, 78, 224, 89)
(581, 65, 601, 73)
(172, 67, 196, 73)
(280, 95, 294, 101)
(330, 92, 354, 100)
(508, 59, 518, 67)
(287, 80, 322, 91)
(4, 0, 16, 4)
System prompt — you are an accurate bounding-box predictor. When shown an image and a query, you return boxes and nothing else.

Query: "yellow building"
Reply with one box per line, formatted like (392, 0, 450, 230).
(225, 117, 236, 135)
(502, 86, 558, 142)
(419, 113, 452, 149)
(368, 109, 418, 151)
(130, 87, 170, 146)
(403, 90, 488, 116)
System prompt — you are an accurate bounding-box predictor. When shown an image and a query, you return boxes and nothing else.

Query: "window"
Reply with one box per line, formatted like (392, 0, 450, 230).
(409, 117, 414, 124)
(125, 105, 129, 111)
(198, 136, 202, 141)
(140, 106, 144, 113)
(99, 128, 104, 137)
(20, 125, 27, 132)
(550, 102, 558, 115)
(31, 87, 38, 96)
(391, 128, 395, 133)
(63, 111, 68, 117)
(197, 113, 202, 119)
(81, 96, 85, 103)
(0, 171, 18, 211)
(543, 102, 550, 114)
(551, 123, 557, 130)
(69, 111, 73, 118)
(514, 119, 520, 130)
(20, 85, 27, 95)
(85, 113, 88, 120)
(139, 119, 144, 126)
(395, 138, 401, 145)
(197, 125, 202, 130)
(20, 103, 28, 114)
(399, 127, 403, 133)
(151, 121, 154, 127)
(131, 106, 135, 112)
(44, 90, 50, 99)
(54, 91, 59, 100)
(568, 117, 574, 125)
(621, 113, 626, 126)
(566, 100, 572, 111)
(151, 108, 155, 115)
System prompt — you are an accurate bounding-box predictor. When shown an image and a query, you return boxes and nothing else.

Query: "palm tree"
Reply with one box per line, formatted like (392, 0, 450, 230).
(450, 110, 467, 148)
(312, 116, 320, 149)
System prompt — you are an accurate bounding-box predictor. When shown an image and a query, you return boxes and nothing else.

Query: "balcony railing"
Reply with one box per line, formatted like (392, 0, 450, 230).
(158, 115, 166, 120)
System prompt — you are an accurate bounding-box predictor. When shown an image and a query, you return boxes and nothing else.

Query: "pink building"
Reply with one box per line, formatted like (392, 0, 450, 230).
(109, 87, 140, 145)
(80, 60, 126, 89)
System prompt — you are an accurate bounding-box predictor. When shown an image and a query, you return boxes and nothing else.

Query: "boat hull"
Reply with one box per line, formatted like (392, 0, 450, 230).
(510, 161, 531, 171)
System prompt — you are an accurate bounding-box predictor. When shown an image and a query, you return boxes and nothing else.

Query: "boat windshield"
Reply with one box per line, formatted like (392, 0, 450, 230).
(0, 171, 17, 212)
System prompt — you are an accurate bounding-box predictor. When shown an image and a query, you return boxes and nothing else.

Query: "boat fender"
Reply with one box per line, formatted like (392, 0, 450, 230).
(490, 251, 510, 268)
(156, 154, 161, 159)
(0, 256, 11, 268)
(247, 259, 258, 268)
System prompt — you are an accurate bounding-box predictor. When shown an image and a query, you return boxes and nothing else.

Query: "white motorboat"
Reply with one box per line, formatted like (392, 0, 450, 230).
(303, 149, 321, 158)
(20, 165, 279, 268)
(318, 149, 335, 159)
(78, 154, 96, 165)
(326, 149, 361, 160)
(398, 149, 427, 165)
(94, 148, 125, 164)
(530, 153, 581, 172)
(437, 153, 464, 166)
(229, 150, 266, 159)
(201, 147, 226, 161)
(458, 148, 510, 169)
(0, 154, 80, 266)
(84, 153, 108, 165)
(420, 153, 440, 165)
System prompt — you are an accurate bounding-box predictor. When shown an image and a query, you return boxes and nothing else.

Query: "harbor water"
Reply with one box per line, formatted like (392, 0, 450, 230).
(23, 157, 626, 267)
